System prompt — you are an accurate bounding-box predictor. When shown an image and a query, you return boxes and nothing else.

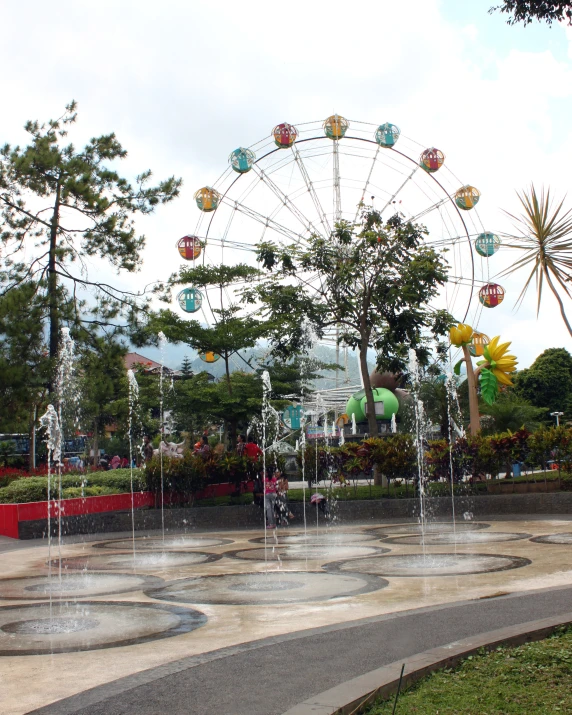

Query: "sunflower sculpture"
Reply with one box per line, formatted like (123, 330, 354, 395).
(478, 336, 518, 403)
(449, 324, 518, 434)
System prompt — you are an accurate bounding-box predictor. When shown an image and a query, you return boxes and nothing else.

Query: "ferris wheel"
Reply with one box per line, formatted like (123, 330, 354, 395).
(175, 116, 505, 365)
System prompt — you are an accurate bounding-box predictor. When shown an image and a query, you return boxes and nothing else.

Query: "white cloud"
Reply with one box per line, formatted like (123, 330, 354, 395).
(1, 0, 572, 369)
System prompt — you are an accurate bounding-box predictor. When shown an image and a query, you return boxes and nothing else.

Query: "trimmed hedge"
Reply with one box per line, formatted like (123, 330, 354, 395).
(0, 469, 146, 504)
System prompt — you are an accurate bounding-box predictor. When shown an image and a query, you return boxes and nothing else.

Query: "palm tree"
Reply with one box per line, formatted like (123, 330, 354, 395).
(480, 392, 546, 434)
(501, 185, 572, 336)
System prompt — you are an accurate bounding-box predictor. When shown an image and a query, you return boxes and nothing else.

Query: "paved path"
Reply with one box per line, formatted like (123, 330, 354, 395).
(31, 584, 572, 715)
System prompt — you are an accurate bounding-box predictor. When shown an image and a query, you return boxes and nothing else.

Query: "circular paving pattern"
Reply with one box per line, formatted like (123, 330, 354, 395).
(382, 532, 532, 546)
(146, 571, 388, 605)
(249, 531, 379, 545)
(94, 536, 233, 550)
(530, 533, 572, 545)
(51, 551, 221, 572)
(371, 522, 490, 537)
(0, 573, 163, 600)
(227, 545, 388, 562)
(326, 553, 531, 577)
(0, 601, 207, 655)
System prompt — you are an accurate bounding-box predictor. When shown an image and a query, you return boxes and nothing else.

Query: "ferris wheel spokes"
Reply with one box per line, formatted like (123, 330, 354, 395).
(410, 196, 451, 222)
(291, 144, 332, 237)
(353, 144, 381, 225)
(251, 164, 325, 239)
(220, 196, 310, 247)
(379, 165, 419, 216)
(333, 139, 342, 224)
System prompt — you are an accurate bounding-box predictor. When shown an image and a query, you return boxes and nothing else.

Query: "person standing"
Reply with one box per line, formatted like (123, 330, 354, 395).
(243, 437, 263, 462)
(263, 469, 278, 529)
(198, 434, 211, 457)
(276, 470, 294, 525)
(310, 492, 330, 520)
(142, 436, 154, 463)
(236, 434, 246, 457)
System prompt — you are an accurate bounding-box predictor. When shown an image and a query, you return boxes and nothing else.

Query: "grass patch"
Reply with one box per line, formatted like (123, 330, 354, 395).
(367, 627, 572, 714)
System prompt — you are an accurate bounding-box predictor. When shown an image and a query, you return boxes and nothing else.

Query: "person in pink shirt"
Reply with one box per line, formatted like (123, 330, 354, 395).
(263, 469, 278, 529)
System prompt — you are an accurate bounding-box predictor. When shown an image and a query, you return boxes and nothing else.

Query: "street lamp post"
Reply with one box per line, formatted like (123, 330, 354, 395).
(550, 411, 564, 427)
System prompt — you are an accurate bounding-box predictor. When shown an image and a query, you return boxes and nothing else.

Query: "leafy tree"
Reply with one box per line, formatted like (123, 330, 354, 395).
(0, 282, 48, 467)
(150, 264, 271, 393)
(261, 356, 338, 410)
(0, 102, 181, 372)
(245, 208, 451, 434)
(78, 337, 129, 464)
(480, 391, 547, 434)
(514, 347, 572, 416)
(490, 0, 572, 25)
(172, 370, 263, 444)
(501, 186, 572, 336)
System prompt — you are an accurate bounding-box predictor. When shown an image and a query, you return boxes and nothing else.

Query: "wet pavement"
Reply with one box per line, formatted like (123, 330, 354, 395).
(0, 517, 571, 714)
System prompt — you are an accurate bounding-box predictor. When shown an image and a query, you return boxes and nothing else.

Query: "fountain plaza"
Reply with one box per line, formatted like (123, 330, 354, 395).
(1, 514, 571, 714)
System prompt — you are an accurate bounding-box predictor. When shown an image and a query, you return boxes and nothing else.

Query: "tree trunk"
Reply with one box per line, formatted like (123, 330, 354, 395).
(373, 464, 387, 487)
(359, 343, 377, 435)
(227, 419, 238, 449)
(28, 406, 36, 471)
(224, 354, 232, 394)
(92, 421, 99, 468)
(462, 344, 480, 436)
(48, 182, 62, 379)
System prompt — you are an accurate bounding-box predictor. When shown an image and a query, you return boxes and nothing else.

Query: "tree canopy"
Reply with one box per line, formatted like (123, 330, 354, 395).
(144, 264, 271, 395)
(490, 0, 572, 25)
(514, 347, 572, 417)
(0, 102, 181, 368)
(0, 283, 48, 436)
(245, 208, 451, 433)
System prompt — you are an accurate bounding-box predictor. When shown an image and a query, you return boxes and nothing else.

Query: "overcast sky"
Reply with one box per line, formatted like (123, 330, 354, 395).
(2, 0, 572, 372)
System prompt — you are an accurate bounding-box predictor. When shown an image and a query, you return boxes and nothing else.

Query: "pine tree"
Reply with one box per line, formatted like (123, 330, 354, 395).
(180, 356, 194, 379)
(0, 102, 181, 376)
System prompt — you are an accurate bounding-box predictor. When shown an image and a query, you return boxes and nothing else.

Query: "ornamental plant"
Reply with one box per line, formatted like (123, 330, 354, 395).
(450, 324, 518, 435)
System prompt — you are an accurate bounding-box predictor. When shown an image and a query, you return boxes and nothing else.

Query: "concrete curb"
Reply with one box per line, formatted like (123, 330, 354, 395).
(281, 613, 572, 715)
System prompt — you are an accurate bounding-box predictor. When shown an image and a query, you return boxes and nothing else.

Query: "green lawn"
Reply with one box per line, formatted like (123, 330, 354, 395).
(367, 627, 572, 714)
(191, 471, 570, 507)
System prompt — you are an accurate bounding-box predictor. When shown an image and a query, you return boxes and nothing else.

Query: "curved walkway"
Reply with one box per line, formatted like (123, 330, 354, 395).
(30, 584, 572, 715)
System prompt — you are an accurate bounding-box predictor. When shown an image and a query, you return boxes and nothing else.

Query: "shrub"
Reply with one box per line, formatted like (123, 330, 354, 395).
(0, 470, 146, 504)
(61, 486, 118, 499)
(145, 454, 208, 500)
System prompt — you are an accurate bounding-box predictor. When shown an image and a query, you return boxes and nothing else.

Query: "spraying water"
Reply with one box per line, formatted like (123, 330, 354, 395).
(127, 369, 140, 558)
(407, 348, 429, 552)
(391, 413, 397, 434)
(38, 404, 60, 618)
(351, 413, 357, 435)
(158, 331, 167, 540)
(445, 372, 461, 547)
(314, 394, 326, 536)
(261, 370, 272, 566)
(299, 412, 308, 540)
(54, 328, 77, 582)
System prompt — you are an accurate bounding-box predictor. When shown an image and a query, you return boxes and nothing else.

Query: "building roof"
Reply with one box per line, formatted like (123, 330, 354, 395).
(125, 352, 174, 373)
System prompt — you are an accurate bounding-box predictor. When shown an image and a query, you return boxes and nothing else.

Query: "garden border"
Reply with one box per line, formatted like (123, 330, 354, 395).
(2, 491, 572, 539)
(281, 612, 572, 715)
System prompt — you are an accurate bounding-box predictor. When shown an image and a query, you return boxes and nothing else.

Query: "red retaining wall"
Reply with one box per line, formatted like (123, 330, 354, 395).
(0, 492, 155, 539)
(0, 481, 253, 539)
